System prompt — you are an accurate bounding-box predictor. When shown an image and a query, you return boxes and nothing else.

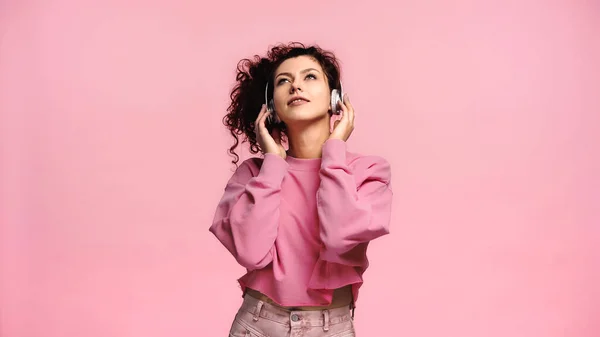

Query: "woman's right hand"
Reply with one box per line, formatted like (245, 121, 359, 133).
(255, 104, 287, 159)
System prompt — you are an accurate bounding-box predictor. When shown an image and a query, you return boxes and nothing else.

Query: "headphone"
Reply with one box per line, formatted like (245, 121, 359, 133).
(264, 80, 344, 124)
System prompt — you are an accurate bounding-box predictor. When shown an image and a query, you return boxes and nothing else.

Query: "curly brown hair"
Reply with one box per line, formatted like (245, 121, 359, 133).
(222, 42, 342, 167)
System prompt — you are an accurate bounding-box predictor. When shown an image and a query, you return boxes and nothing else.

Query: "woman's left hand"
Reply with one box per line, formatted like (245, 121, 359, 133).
(328, 94, 355, 142)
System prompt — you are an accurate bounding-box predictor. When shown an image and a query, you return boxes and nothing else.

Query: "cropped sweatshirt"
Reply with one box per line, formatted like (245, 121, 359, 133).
(209, 139, 393, 306)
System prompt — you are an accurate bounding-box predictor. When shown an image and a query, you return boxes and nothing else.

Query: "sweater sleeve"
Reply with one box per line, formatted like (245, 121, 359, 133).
(316, 139, 393, 264)
(209, 154, 289, 271)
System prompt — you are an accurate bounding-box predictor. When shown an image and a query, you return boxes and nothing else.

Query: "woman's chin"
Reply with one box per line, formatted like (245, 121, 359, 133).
(281, 111, 329, 124)
(285, 118, 328, 128)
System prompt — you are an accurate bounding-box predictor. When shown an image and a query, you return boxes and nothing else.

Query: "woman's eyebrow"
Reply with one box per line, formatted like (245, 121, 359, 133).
(275, 68, 321, 79)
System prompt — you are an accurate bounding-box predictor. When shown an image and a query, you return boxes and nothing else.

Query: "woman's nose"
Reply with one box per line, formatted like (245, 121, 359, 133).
(289, 82, 302, 93)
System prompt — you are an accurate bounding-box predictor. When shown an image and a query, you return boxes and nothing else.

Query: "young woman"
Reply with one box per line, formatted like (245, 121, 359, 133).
(209, 42, 393, 337)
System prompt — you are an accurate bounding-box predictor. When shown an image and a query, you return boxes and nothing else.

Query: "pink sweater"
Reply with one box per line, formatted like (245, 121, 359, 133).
(209, 139, 393, 306)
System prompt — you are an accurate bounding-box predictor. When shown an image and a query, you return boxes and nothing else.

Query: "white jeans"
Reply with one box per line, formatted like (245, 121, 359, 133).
(228, 294, 356, 337)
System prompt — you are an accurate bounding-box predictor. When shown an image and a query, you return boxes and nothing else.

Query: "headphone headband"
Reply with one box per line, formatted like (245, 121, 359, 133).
(264, 81, 270, 109)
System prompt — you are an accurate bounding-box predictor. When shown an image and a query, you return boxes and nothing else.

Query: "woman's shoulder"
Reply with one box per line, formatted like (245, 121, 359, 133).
(346, 150, 392, 184)
(230, 151, 391, 184)
(227, 157, 264, 183)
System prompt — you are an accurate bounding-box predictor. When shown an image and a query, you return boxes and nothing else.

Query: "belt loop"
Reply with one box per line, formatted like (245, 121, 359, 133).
(322, 309, 330, 331)
(351, 302, 355, 319)
(253, 300, 264, 322)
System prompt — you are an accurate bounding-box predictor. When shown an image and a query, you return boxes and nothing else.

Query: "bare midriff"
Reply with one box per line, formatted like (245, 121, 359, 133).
(244, 285, 353, 311)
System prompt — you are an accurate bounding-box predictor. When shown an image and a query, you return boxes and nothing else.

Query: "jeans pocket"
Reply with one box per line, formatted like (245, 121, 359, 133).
(228, 318, 264, 337)
(329, 329, 356, 337)
(327, 321, 356, 337)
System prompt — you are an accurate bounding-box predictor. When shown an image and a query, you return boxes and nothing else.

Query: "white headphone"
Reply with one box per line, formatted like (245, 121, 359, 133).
(264, 81, 344, 124)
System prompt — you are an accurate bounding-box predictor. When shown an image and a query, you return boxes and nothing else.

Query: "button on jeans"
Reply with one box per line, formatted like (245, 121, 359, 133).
(228, 294, 356, 337)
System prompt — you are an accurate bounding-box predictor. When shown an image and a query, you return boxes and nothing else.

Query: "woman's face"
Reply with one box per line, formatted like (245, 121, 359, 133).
(272, 55, 331, 126)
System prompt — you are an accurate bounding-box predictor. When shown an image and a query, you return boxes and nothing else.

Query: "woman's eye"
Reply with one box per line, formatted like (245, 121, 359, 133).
(276, 74, 316, 85)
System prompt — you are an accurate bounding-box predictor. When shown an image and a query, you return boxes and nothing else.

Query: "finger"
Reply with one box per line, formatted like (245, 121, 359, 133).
(263, 108, 276, 126)
(343, 94, 354, 122)
(257, 106, 271, 131)
(255, 104, 267, 127)
(338, 96, 349, 123)
(257, 104, 268, 118)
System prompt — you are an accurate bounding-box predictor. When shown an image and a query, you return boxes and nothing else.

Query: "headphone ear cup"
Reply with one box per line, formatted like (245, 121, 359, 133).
(330, 89, 342, 115)
(268, 99, 281, 123)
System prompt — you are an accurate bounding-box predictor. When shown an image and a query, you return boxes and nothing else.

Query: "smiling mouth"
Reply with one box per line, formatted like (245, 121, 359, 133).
(288, 98, 310, 105)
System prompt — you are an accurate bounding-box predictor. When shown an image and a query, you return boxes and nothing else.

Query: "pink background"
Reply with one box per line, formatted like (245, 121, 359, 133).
(1, 0, 599, 336)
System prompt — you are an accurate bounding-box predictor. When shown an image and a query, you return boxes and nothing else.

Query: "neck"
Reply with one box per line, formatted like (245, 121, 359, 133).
(285, 117, 331, 159)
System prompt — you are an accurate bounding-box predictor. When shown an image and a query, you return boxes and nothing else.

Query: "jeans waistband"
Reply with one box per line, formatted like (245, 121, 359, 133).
(239, 294, 353, 328)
